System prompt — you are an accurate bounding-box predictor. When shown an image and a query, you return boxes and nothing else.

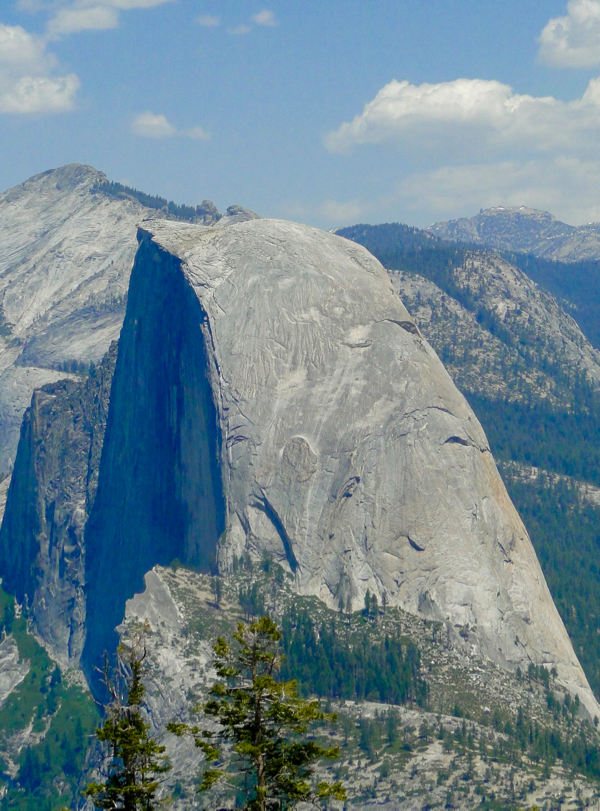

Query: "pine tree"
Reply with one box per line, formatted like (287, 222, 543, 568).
(168, 616, 346, 810)
(86, 625, 171, 810)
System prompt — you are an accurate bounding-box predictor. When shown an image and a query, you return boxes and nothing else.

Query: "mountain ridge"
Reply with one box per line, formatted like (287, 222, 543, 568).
(428, 205, 600, 262)
(0, 163, 258, 484)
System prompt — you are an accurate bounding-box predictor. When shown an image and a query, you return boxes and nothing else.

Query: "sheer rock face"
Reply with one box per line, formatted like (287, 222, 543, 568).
(85, 217, 597, 717)
(0, 344, 116, 667)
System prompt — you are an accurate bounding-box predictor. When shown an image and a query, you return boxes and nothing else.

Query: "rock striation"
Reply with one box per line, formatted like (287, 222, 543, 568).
(81, 217, 598, 717)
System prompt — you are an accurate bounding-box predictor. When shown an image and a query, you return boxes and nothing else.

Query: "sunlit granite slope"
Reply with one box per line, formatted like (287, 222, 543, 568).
(0, 164, 150, 479)
(81, 217, 598, 717)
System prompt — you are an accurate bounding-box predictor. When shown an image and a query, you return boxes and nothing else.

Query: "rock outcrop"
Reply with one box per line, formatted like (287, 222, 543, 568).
(80, 217, 598, 717)
(388, 251, 600, 401)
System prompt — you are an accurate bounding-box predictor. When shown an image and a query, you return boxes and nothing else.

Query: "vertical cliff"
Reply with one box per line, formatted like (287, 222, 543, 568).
(0, 344, 116, 666)
(82, 233, 225, 678)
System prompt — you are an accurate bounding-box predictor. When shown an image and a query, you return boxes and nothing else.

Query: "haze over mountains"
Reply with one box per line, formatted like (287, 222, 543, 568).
(2, 166, 600, 807)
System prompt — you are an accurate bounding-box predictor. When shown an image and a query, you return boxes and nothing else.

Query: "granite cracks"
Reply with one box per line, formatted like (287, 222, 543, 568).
(1, 214, 596, 720)
(132, 217, 597, 717)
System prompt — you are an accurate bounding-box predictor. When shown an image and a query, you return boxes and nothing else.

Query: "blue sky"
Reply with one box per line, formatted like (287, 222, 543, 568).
(3, 0, 600, 228)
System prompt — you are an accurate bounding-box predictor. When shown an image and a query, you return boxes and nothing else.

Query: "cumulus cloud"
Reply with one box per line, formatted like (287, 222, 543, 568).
(539, 0, 600, 67)
(47, 6, 119, 36)
(253, 9, 277, 26)
(398, 158, 600, 226)
(131, 112, 210, 140)
(325, 73, 600, 225)
(325, 76, 600, 156)
(46, 0, 173, 38)
(196, 15, 220, 27)
(0, 23, 79, 114)
(131, 111, 176, 138)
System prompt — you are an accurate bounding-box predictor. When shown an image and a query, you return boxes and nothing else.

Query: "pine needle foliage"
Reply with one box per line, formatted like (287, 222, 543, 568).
(86, 626, 171, 810)
(168, 616, 346, 810)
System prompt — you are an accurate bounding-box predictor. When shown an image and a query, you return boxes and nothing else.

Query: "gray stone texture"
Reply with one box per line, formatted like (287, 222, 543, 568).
(0, 164, 149, 479)
(88, 217, 596, 717)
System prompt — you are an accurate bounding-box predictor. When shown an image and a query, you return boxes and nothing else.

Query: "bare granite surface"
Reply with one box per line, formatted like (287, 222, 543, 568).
(136, 217, 598, 718)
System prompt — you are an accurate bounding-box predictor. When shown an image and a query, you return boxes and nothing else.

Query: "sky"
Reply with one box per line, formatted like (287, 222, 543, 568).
(3, 1, 600, 228)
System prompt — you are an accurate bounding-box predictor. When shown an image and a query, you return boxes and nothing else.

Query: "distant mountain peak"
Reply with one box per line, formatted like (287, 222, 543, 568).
(478, 205, 555, 218)
(428, 206, 600, 261)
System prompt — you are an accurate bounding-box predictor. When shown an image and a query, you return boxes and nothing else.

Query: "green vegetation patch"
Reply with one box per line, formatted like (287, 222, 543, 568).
(469, 394, 600, 486)
(501, 470, 600, 698)
(92, 180, 213, 223)
(0, 586, 98, 811)
(280, 608, 428, 707)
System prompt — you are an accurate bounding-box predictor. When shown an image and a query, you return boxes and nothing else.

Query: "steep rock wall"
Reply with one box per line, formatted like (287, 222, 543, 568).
(82, 234, 225, 679)
(0, 344, 116, 666)
(86, 217, 595, 716)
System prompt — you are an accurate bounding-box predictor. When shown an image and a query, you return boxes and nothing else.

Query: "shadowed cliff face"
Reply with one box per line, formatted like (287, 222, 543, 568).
(0, 346, 116, 666)
(82, 232, 225, 680)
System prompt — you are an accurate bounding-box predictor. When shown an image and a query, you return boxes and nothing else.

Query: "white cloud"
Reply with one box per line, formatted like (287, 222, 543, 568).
(325, 74, 600, 225)
(47, 5, 119, 36)
(227, 24, 251, 35)
(0, 22, 55, 72)
(183, 125, 210, 140)
(0, 23, 79, 114)
(131, 111, 176, 138)
(398, 158, 600, 226)
(325, 76, 600, 157)
(132, 112, 210, 140)
(539, 0, 600, 67)
(45, 0, 173, 38)
(196, 15, 220, 26)
(253, 9, 277, 26)
(0, 73, 80, 113)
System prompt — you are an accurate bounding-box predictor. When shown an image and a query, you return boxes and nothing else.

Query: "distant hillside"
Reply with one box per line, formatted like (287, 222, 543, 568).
(428, 206, 600, 262)
(500, 251, 600, 350)
(338, 221, 600, 351)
